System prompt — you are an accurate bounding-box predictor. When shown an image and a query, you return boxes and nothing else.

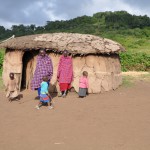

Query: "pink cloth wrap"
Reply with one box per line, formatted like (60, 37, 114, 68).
(57, 55, 73, 84)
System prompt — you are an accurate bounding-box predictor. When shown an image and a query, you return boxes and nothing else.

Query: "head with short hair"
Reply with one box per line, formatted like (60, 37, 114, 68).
(63, 50, 68, 57)
(39, 49, 46, 57)
(9, 72, 14, 79)
(42, 76, 48, 82)
(83, 71, 88, 77)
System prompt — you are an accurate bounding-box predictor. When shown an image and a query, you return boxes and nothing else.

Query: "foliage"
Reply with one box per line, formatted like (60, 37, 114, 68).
(0, 51, 4, 75)
(0, 11, 150, 72)
(0, 11, 150, 40)
(120, 52, 150, 71)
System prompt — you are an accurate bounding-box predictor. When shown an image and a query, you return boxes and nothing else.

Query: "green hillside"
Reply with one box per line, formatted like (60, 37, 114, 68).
(0, 11, 150, 72)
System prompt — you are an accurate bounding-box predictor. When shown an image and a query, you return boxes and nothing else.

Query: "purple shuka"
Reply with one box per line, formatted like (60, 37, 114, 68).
(31, 54, 53, 90)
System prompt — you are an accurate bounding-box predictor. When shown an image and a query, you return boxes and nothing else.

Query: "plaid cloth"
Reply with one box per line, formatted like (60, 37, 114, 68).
(31, 54, 53, 90)
(57, 55, 73, 83)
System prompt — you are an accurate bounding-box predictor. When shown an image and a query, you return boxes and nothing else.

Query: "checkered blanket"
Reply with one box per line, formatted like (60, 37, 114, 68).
(31, 54, 53, 90)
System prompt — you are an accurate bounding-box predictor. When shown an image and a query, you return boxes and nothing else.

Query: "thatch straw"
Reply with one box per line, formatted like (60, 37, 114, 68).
(0, 33, 125, 54)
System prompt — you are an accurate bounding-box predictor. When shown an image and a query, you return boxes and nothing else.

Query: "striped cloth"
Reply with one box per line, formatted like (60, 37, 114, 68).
(31, 54, 53, 90)
(57, 55, 73, 83)
(40, 94, 50, 103)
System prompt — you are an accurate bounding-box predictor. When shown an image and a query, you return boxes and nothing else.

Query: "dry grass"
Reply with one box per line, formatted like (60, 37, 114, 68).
(122, 71, 150, 87)
(0, 77, 4, 89)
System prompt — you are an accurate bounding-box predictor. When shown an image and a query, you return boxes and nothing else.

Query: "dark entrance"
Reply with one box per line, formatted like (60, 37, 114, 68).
(21, 51, 36, 89)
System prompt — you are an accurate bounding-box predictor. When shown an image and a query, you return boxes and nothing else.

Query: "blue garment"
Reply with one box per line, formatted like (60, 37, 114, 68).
(40, 81, 50, 103)
(40, 93, 50, 103)
(40, 81, 48, 94)
(38, 80, 49, 96)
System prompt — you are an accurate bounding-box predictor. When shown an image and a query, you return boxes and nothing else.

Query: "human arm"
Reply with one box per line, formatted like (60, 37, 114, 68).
(86, 78, 89, 88)
(57, 57, 62, 81)
(15, 79, 19, 90)
(47, 57, 53, 81)
(48, 93, 52, 100)
(70, 58, 74, 82)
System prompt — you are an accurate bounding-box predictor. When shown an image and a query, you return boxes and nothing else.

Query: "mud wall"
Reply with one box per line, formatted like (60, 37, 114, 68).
(2, 50, 24, 90)
(49, 53, 122, 93)
(2, 51, 122, 93)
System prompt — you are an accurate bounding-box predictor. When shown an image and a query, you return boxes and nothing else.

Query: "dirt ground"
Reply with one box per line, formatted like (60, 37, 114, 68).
(0, 80, 150, 150)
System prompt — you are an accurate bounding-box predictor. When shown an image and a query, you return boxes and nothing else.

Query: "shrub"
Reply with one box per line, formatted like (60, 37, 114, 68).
(120, 52, 150, 71)
(0, 52, 4, 75)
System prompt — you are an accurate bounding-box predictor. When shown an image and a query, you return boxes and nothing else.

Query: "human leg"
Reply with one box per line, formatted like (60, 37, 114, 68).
(62, 90, 67, 98)
(58, 91, 63, 97)
(59, 83, 70, 98)
(35, 101, 42, 109)
(38, 87, 41, 97)
(47, 101, 53, 109)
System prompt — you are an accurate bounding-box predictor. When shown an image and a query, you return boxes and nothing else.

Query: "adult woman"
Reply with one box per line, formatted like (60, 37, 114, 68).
(57, 50, 73, 97)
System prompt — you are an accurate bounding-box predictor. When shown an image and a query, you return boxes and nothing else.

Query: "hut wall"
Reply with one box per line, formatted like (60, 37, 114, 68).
(2, 50, 24, 90)
(3, 51, 122, 93)
(49, 54, 122, 93)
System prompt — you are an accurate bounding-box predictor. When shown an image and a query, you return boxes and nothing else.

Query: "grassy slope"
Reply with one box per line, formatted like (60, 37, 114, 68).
(122, 72, 150, 87)
(98, 28, 150, 71)
(99, 28, 150, 54)
(0, 48, 5, 75)
(0, 28, 150, 71)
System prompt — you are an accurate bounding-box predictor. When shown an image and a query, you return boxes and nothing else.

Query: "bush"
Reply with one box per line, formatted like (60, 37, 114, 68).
(0, 51, 4, 75)
(120, 52, 150, 71)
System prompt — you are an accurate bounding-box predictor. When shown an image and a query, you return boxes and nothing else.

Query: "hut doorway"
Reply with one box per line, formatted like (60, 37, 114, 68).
(21, 51, 35, 90)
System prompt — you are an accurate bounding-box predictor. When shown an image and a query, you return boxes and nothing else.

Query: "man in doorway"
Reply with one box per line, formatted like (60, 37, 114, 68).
(31, 49, 53, 99)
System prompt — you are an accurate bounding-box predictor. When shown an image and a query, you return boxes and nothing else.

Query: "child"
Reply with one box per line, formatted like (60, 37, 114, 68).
(35, 76, 53, 110)
(78, 71, 89, 98)
(5, 73, 19, 102)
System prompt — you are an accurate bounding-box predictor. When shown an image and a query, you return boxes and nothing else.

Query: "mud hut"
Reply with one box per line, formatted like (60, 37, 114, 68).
(0, 33, 125, 93)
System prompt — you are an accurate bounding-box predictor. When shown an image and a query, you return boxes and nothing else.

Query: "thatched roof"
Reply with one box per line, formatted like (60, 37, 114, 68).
(0, 33, 125, 54)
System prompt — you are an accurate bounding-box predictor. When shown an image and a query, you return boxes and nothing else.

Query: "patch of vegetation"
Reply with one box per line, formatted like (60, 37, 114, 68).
(0, 11, 150, 72)
(122, 75, 135, 87)
(0, 50, 4, 75)
(140, 73, 150, 81)
(122, 72, 150, 88)
(120, 52, 150, 71)
(0, 77, 4, 89)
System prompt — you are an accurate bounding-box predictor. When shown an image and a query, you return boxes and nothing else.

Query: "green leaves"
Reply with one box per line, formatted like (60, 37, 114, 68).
(0, 11, 149, 73)
(0, 51, 4, 75)
(120, 52, 150, 71)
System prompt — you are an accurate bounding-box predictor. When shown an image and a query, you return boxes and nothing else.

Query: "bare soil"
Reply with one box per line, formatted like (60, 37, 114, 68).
(122, 71, 149, 76)
(0, 80, 150, 150)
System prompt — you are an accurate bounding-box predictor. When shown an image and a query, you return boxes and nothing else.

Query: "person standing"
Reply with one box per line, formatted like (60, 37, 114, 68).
(78, 71, 89, 98)
(31, 49, 53, 99)
(57, 50, 73, 98)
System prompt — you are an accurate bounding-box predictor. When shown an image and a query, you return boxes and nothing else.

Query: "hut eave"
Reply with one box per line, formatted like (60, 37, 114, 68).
(0, 33, 125, 54)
